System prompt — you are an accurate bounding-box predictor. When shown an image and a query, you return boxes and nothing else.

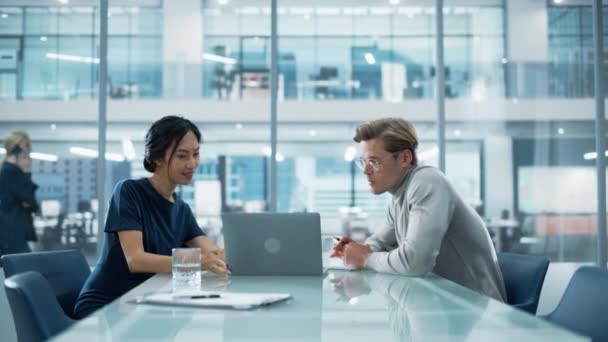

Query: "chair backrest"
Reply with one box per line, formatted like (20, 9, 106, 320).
(1, 249, 91, 318)
(546, 266, 608, 341)
(497, 252, 550, 314)
(4, 271, 74, 342)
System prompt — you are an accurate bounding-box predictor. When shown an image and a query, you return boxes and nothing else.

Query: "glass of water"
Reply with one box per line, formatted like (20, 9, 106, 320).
(172, 247, 202, 293)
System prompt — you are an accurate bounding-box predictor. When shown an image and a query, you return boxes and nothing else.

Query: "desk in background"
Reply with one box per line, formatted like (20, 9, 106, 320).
(53, 271, 586, 341)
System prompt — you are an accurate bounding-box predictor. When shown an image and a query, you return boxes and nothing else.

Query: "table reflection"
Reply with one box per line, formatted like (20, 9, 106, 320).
(329, 272, 489, 341)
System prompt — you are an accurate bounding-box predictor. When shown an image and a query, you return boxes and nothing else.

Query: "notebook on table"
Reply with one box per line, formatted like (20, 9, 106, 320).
(134, 291, 291, 310)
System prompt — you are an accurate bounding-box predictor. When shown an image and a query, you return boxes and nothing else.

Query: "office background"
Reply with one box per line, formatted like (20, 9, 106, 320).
(0, 0, 607, 339)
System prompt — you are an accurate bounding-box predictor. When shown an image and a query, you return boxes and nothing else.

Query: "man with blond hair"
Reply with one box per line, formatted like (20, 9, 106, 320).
(331, 118, 506, 302)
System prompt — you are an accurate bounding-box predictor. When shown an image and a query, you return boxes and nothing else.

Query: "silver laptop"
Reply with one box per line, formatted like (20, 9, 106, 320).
(222, 212, 323, 276)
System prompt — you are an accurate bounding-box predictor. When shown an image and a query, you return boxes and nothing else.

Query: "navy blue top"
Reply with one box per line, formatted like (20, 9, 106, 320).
(73, 178, 205, 319)
(0, 162, 39, 252)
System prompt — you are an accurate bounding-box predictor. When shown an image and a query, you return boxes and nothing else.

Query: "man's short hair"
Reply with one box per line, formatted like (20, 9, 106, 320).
(353, 118, 418, 166)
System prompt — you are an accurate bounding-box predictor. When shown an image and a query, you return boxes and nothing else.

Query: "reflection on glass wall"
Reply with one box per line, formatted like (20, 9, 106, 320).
(203, 4, 504, 101)
(107, 7, 162, 99)
(2, 2, 608, 101)
(443, 0, 602, 263)
(0, 5, 162, 99)
(546, 5, 608, 98)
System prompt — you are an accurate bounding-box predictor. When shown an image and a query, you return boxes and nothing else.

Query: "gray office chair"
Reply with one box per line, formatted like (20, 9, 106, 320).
(4, 271, 75, 342)
(497, 252, 550, 314)
(1, 249, 91, 318)
(544, 266, 608, 341)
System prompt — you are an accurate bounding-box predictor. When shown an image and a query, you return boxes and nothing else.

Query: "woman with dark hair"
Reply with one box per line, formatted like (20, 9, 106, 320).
(73, 115, 228, 319)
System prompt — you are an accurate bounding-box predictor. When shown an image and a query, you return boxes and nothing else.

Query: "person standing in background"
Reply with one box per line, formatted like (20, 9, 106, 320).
(0, 131, 39, 256)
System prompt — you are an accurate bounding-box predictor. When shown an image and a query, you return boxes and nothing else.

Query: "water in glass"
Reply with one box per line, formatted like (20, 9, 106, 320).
(172, 248, 201, 292)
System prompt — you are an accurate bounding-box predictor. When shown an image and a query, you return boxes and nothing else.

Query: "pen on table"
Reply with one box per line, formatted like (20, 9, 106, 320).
(174, 294, 221, 299)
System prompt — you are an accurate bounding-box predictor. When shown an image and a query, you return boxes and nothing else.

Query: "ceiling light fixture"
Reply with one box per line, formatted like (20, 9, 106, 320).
(201, 53, 237, 65)
(46, 52, 99, 64)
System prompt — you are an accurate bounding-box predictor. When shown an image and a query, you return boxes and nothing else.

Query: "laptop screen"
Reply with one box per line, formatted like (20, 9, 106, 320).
(222, 212, 323, 276)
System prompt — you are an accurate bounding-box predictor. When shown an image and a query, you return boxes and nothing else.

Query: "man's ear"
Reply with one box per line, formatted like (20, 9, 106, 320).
(401, 149, 413, 168)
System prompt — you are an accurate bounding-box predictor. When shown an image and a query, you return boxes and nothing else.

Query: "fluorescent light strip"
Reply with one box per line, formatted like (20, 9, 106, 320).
(121, 138, 136, 161)
(0, 148, 57, 162)
(202, 53, 237, 65)
(316, 7, 340, 15)
(70, 146, 97, 158)
(105, 153, 126, 162)
(30, 152, 59, 162)
(239, 7, 260, 15)
(289, 7, 313, 15)
(583, 150, 608, 160)
(46, 52, 100, 64)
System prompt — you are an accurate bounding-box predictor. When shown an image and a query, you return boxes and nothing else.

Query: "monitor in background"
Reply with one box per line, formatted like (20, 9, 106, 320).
(40, 200, 61, 217)
(319, 66, 338, 79)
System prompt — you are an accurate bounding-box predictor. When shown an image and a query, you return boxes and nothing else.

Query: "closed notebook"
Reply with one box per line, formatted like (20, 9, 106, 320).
(134, 291, 291, 310)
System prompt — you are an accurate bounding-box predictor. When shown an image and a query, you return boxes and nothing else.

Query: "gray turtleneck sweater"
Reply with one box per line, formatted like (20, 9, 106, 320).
(365, 164, 507, 302)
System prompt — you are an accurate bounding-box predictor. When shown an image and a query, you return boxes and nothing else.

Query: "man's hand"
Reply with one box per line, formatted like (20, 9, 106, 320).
(330, 236, 352, 258)
(201, 251, 229, 276)
(343, 242, 372, 269)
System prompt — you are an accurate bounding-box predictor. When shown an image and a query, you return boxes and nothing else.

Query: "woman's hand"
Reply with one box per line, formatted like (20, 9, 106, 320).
(187, 236, 230, 276)
(201, 251, 229, 276)
(214, 248, 226, 262)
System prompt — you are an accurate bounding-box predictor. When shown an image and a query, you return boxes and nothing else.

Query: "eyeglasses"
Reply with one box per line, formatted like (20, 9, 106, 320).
(355, 152, 400, 172)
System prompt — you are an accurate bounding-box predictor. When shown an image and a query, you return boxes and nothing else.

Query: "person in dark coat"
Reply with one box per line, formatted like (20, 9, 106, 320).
(0, 130, 39, 256)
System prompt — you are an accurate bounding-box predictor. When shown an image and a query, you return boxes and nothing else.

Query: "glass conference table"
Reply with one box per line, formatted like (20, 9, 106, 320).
(53, 270, 586, 341)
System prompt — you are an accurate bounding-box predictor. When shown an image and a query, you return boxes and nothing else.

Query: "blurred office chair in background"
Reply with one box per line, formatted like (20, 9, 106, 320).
(544, 266, 608, 341)
(497, 252, 550, 314)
